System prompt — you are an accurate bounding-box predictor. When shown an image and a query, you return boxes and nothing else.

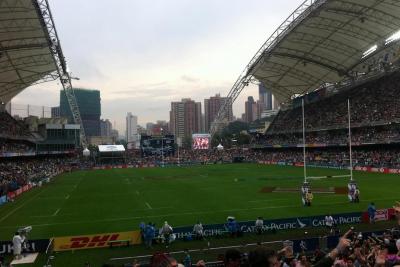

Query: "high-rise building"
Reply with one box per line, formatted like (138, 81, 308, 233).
(60, 88, 101, 136)
(204, 94, 233, 132)
(170, 98, 202, 139)
(170, 102, 185, 139)
(111, 129, 119, 140)
(146, 122, 155, 134)
(258, 83, 273, 111)
(126, 112, 138, 144)
(244, 96, 258, 123)
(100, 119, 112, 137)
(51, 106, 60, 118)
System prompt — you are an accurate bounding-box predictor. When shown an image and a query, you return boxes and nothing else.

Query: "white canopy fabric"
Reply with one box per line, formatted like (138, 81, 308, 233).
(247, 0, 400, 103)
(0, 0, 58, 104)
(98, 145, 126, 153)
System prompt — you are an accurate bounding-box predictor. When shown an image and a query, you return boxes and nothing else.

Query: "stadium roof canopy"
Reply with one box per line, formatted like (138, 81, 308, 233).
(0, 0, 60, 104)
(246, 0, 400, 102)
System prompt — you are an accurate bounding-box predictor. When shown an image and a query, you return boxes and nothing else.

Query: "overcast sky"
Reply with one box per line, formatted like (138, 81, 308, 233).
(14, 0, 301, 132)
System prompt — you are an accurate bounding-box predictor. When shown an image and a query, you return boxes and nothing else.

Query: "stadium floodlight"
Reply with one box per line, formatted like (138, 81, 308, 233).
(386, 29, 400, 45)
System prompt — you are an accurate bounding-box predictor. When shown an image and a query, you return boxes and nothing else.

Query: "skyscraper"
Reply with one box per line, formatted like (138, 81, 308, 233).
(258, 83, 273, 111)
(51, 106, 60, 118)
(204, 94, 233, 132)
(244, 96, 257, 123)
(100, 119, 112, 137)
(60, 88, 101, 136)
(170, 98, 202, 139)
(126, 112, 138, 144)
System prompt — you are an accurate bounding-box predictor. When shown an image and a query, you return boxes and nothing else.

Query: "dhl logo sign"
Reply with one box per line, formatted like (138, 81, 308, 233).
(54, 231, 141, 251)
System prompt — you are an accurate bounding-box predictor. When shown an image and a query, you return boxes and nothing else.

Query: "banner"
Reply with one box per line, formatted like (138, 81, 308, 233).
(173, 212, 362, 240)
(0, 239, 49, 255)
(258, 161, 400, 174)
(7, 184, 33, 200)
(0, 195, 7, 206)
(53, 230, 142, 251)
(354, 166, 400, 174)
(362, 208, 394, 223)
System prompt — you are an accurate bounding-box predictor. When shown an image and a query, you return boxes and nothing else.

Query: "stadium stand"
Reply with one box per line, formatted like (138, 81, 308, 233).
(267, 71, 400, 134)
(0, 112, 33, 139)
(0, 157, 79, 197)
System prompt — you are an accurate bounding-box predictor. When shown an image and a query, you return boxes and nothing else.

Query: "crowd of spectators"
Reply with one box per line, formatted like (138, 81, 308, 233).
(0, 157, 80, 197)
(125, 147, 400, 170)
(0, 139, 35, 154)
(256, 125, 400, 147)
(249, 148, 400, 169)
(0, 112, 31, 138)
(268, 71, 400, 134)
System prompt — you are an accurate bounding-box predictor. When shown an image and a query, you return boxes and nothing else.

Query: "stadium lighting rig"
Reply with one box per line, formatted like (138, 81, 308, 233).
(34, 0, 88, 147)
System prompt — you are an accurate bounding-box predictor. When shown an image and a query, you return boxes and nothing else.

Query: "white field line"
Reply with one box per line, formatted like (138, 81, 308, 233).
(0, 188, 46, 223)
(5, 197, 398, 230)
(135, 190, 140, 196)
(145, 202, 152, 210)
(53, 208, 60, 216)
(71, 176, 84, 192)
(30, 206, 173, 218)
(65, 194, 70, 200)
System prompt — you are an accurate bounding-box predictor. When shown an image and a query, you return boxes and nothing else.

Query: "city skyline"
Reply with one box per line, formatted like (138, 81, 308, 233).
(11, 0, 300, 133)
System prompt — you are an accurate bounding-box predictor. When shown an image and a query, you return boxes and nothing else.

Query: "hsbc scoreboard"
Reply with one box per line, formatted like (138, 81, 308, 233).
(140, 135, 175, 156)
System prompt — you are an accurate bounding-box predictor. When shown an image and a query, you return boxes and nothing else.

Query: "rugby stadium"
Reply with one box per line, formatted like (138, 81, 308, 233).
(1, 0, 400, 267)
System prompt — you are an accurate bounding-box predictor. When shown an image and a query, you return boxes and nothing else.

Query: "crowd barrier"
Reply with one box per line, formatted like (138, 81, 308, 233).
(0, 229, 390, 255)
(0, 208, 394, 253)
(354, 166, 400, 174)
(0, 239, 49, 255)
(0, 184, 34, 207)
(173, 212, 363, 240)
(53, 230, 142, 251)
(172, 208, 395, 240)
(0, 195, 6, 205)
(258, 160, 400, 174)
(90, 161, 400, 174)
(7, 184, 33, 200)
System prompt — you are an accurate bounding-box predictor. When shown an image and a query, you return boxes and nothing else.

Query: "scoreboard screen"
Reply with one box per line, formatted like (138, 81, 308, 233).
(140, 135, 175, 156)
(192, 134, 211, 150)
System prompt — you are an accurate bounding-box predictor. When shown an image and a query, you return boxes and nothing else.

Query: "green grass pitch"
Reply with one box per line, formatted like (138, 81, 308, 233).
(0, 163, 399, 241)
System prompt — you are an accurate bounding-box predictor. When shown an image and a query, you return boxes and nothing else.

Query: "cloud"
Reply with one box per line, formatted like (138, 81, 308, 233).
(181, 75, 199, 83)
(13, 0, 300, 133)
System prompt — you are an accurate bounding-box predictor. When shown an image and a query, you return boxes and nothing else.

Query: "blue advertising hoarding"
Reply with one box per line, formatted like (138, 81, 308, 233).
(173, 212, 362, 240)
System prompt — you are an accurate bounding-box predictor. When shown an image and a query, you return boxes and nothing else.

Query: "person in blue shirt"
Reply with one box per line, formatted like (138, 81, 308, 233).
(227, 217, 238, 237)
(183, 249, 192, 267)
(139, 221, 146, 240)
(368, 202, 376, 223)
(144, 222, 155, 248)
